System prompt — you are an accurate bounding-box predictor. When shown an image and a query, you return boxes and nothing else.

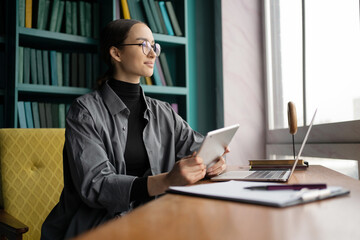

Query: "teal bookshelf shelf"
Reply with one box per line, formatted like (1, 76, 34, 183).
(153, 34, 186, 45)
(141, 85, 188, 95)
(0, 36, 4, 43)
(0, 89, 4, 96)
(17, 84, 91, 95)
(19, 27, 98, 49)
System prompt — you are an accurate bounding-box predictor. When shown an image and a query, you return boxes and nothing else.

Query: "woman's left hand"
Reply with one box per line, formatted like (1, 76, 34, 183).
(206, 147, 230, 177)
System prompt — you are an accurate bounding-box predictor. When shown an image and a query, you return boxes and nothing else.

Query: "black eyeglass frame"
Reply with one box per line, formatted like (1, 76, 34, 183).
(117, 41, 161, 57)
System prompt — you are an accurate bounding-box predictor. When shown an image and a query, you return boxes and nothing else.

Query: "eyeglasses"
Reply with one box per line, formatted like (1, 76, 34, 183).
(118, 40, 161, 57)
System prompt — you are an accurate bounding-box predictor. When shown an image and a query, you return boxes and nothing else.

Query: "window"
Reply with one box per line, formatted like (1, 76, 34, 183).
(264, 0, 360, 179)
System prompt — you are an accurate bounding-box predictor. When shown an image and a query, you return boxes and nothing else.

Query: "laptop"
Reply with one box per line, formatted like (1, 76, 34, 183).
(212, 109, 317, 182)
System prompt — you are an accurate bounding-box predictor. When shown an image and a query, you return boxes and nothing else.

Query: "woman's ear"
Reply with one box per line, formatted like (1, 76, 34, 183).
(109, 46, 121, 63)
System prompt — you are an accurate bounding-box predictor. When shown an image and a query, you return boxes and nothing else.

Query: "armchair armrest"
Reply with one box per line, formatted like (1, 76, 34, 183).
(0, 209, 28, 240)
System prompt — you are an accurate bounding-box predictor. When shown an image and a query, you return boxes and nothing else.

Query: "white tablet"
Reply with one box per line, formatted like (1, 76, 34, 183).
(197, 124, 240, 168)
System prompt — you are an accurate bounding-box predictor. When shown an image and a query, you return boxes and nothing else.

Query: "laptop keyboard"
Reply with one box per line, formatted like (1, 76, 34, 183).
(245, 170, 287, 179)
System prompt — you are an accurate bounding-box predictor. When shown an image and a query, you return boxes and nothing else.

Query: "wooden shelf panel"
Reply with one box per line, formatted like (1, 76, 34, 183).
(19, 27, 98, 50)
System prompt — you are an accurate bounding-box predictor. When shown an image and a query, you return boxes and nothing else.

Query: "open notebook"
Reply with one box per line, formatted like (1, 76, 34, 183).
(167, 181, 350, 208)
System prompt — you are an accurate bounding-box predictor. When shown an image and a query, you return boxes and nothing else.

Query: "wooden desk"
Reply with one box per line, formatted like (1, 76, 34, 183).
(73, 166, 360, 240)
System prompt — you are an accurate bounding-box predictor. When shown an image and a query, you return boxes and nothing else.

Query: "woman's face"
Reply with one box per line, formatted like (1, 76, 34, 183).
(117, 23, 156, 81)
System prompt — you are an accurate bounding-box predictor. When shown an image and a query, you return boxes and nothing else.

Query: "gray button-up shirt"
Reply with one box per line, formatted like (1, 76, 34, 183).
(41, 81, 204, 240)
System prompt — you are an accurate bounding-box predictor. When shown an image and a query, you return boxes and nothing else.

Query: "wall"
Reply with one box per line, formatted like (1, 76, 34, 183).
(222, 0, 266, 165)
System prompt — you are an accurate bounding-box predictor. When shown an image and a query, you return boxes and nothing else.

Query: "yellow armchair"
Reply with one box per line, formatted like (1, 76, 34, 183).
(0, 129, 65, 240)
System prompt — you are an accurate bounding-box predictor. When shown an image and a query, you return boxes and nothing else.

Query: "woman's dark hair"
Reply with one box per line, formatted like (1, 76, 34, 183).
(97, 19, 142, 88)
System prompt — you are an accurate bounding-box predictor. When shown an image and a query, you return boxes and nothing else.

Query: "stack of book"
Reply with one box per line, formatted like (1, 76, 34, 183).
(18, 47, 99, 89)
(17, 101, 69, 128)
(20, 0, 99, 38)
(249, 159, 309, 170)
(139, 54, 174, 86)
(117, 0, 183, 37)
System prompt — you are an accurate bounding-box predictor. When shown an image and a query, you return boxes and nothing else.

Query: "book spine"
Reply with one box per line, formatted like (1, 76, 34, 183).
(42, 0, 51, 30)
(71, 1, 78, 35)
(155, 59, 166, 86)
(30, 48, 38, 84)
(115, 0, 120, 19)
(158, 1, 174, 35)
(56, 52, 63, 86)
(65, 0, 72, 34)
(25, 0, 33, 28)
(63, 52, 70, 86)
(17, 101, 27, 128)
(51, 104, 59, 128)
(19, 0, 26, 27)
(165, 1, 182, 36)
(154, 1, 167, 35)
(121, 0, 131, 19)
(37, 0, 46, 29)
(148, 0, 163, 33)
(42, 50, 50, 85)
(85, 1, 92, 37)
(45, 103, 52, 127)
(171, 103, 178, 114)
(23, 48, 31, 84)
(142, 0, 158, 33)
(18, 47, 24, 84)
(159, 53, 173, 86)
(38, 102, 47, 127)
(79, 1, 86, 36)
(49, 50, 58, 85)
(152, 62, 162, 86)
(55, 0, 65, 32)
(145, 76, 152, 85)
(36, 49, 44, 84)
(31, 102, 41, 128)
(59, 103, 66, 128)
(49, 0, 60, 31)
(24, 101, 34, 128)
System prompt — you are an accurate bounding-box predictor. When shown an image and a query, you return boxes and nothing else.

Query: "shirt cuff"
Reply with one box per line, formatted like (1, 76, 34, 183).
(130, 176, 150, 202)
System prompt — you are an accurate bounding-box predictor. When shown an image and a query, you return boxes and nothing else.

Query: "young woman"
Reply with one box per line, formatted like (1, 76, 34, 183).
(41, 19, 227, 239)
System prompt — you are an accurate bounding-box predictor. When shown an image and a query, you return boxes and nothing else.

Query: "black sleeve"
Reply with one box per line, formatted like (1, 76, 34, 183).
(130, 176, 151, 202)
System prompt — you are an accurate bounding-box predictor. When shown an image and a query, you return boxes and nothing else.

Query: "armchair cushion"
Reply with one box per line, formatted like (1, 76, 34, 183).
(0, 129, 65, 240)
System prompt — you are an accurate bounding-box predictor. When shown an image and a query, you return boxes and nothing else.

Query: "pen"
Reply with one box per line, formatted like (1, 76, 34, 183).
(245, 184, 327, 191)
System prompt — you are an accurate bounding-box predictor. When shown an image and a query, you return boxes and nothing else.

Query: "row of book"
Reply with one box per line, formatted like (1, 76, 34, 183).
(17, 101, 69, 128)
(118, 0, 183, 36)
(17, 101, 179, 128)
(0, 51, 5, 89)
(20, 0, 99, 38)
(18, 47, 99, 88)
(0, 0, 4, 36)
(0, 104, 3, 128)
(140, 52, 174, 86)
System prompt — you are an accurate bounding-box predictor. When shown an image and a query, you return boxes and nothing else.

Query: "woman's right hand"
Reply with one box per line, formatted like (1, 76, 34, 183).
(165, 152, 206, 186)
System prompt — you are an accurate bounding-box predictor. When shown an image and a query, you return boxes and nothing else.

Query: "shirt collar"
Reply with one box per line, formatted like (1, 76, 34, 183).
(100, 80, 155, 119)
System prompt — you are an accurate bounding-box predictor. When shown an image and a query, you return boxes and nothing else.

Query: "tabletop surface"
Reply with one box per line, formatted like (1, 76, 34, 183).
(73, 165, 360, 240)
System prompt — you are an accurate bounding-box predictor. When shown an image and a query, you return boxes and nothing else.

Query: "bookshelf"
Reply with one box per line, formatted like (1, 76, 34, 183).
(3, 0, 220, 132)
(0, 0, 4, 127)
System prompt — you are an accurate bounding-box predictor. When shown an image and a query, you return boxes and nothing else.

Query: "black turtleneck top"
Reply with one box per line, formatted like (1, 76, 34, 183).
(108, 78, 151, 204)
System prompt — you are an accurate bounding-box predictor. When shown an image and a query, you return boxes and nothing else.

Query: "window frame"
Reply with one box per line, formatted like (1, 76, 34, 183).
(263, 0, 360, 178)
